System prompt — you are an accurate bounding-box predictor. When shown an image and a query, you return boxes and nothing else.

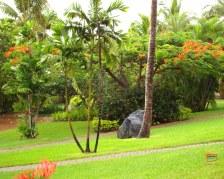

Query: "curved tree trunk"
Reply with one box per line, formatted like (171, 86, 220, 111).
(138, 0, 158, 138)
(64, 60, 84, 153)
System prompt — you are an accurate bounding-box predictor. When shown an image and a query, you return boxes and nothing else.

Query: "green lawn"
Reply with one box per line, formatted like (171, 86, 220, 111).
(1, 144, 224, 179)
(0, 100, 223, 168)
(52, 144, 224, 179)
(0, 121, 90, 148)
(0, 102, 224, 167)
(0, 100, 224, 149)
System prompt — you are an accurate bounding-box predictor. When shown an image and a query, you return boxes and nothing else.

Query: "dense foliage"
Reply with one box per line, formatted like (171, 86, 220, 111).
(0, 0, 224, 135)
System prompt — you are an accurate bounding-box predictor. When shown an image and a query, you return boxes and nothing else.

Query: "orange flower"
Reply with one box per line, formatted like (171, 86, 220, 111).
(16, 160, 56, 179)
(177, 53, 185, 60)
(4, 51, 12, 58)
(9, 47, 16, 51)
(16, 170, 35, 179)
(10, 57, 21, 65)
(16, 45, 30, 53)
(4, 45, 30, 58)
(175, 40, 224, 61)
(34, 160, 56, 178)
(212, 50, 223, 59)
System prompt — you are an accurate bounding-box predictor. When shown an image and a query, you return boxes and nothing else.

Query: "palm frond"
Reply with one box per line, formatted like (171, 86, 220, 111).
(107, 0, 128, 13)
(90, 0, 102, 16)
(0, 1, 18, 19)
(65, 3, 90, 24)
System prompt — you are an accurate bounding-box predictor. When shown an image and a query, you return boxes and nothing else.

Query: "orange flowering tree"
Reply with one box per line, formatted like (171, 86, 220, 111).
(157, 40, 224, 111)
(3, 42, 55, 138)
(0, 19, 18, 114)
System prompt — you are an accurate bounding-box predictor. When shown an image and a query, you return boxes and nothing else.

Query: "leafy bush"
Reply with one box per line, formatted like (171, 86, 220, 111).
(101, 83, 181, 124)
(52, 107, 88, 121)
(92, 119, 119, 132)
(52, 111, 68, 121)
(101, 87, 144, 122)
(40, 103, 64, 114)
(179, 106, 192, 121)
(153, 83, 180, 123)
(18, 114, 38, 138)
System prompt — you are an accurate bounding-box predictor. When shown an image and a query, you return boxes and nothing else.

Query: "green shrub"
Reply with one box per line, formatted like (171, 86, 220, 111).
(52, 107, 88, 121)
(101, 83, 181, 124)
(40, 103, 64, 114)
(52, 112, 68, 121)
(101, 87, 145, 122)
(92, 119, 119, 132)
(153, 83, 180, 123)
(18, 114, 38, 138)
(179, 106, 192, 121)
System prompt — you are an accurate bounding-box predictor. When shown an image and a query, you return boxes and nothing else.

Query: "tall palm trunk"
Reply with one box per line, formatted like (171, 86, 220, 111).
(85, 40, 94, 153)
(138, 0, 158, 138)
(94, 24, 103, 153)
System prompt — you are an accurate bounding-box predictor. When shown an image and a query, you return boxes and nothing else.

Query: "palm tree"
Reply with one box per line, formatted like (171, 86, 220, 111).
(138, 0, 158, 138)
(0, 0, 48, 28)
(205, 0, 224, 18)
(50, 21, 85, 152)
(193, 17, 224, 43)
(160, 0, 190, 32)
(66, 0, 127, 153)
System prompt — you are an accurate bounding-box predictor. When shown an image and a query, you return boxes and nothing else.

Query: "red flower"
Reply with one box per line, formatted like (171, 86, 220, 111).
(34, 160, 56, 178)
(16, 170, 35, 179)
(16, 160, 56, 179)
(4, 51, 12, 58)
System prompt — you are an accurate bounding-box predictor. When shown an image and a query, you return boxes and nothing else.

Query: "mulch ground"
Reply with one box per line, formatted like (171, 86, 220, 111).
(0, 114, 51, 131)
(0, 114, 18, 131)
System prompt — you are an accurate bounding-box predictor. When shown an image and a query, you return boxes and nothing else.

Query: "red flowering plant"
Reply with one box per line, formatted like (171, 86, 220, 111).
(4, 45, 31, 65)
(154, 37, 224, 112)
(3, 42, 56, 139)
(16, 160, 56, 179)
(176, 41, 224, 61)
(170, 41, 224, 111)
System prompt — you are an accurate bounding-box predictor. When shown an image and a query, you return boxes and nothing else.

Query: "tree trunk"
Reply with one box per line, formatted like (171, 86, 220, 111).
(64, 60, 84, 153)
(137, 59, 143, 89)
(219, 78, 224, 99)
(138, 0, 158, 138)
(27, 94, 34, 134)
(94, 24, 103, 153)
(85, 42, 94, 153)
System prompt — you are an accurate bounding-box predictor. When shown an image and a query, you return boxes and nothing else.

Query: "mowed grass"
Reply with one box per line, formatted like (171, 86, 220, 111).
(1, 144, 224, 179)
(0, 100, 224, 149)
(0, 121, 90, 148)
(0, 100, 223, 167)
(52, 144, 224, 179)
(0, 111, 224, 167)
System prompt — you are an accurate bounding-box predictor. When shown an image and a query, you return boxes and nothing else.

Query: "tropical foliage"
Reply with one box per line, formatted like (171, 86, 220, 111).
(0, 0, 224, 147)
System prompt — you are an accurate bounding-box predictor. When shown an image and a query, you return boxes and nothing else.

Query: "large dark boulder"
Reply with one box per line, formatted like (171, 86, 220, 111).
(117, 110, 144, 139)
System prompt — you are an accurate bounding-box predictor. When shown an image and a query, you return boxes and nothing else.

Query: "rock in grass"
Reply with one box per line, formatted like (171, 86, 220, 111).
(117, 110, 144, 139)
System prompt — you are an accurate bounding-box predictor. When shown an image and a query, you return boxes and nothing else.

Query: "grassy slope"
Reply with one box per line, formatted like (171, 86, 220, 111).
(53, 144, 224, 179)
(0, 100, 223, 167)
(0, 100, 224, 149)
(0, 104, 224, 167)
(0, 121, 89, 148)
(1, 144, 224, 179)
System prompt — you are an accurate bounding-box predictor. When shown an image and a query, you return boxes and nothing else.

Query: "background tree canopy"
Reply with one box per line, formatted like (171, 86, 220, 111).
(0, 0, 224, 137)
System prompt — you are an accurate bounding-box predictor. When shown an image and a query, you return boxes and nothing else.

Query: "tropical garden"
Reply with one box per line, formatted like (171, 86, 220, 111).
(0, 0, 224, 178)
